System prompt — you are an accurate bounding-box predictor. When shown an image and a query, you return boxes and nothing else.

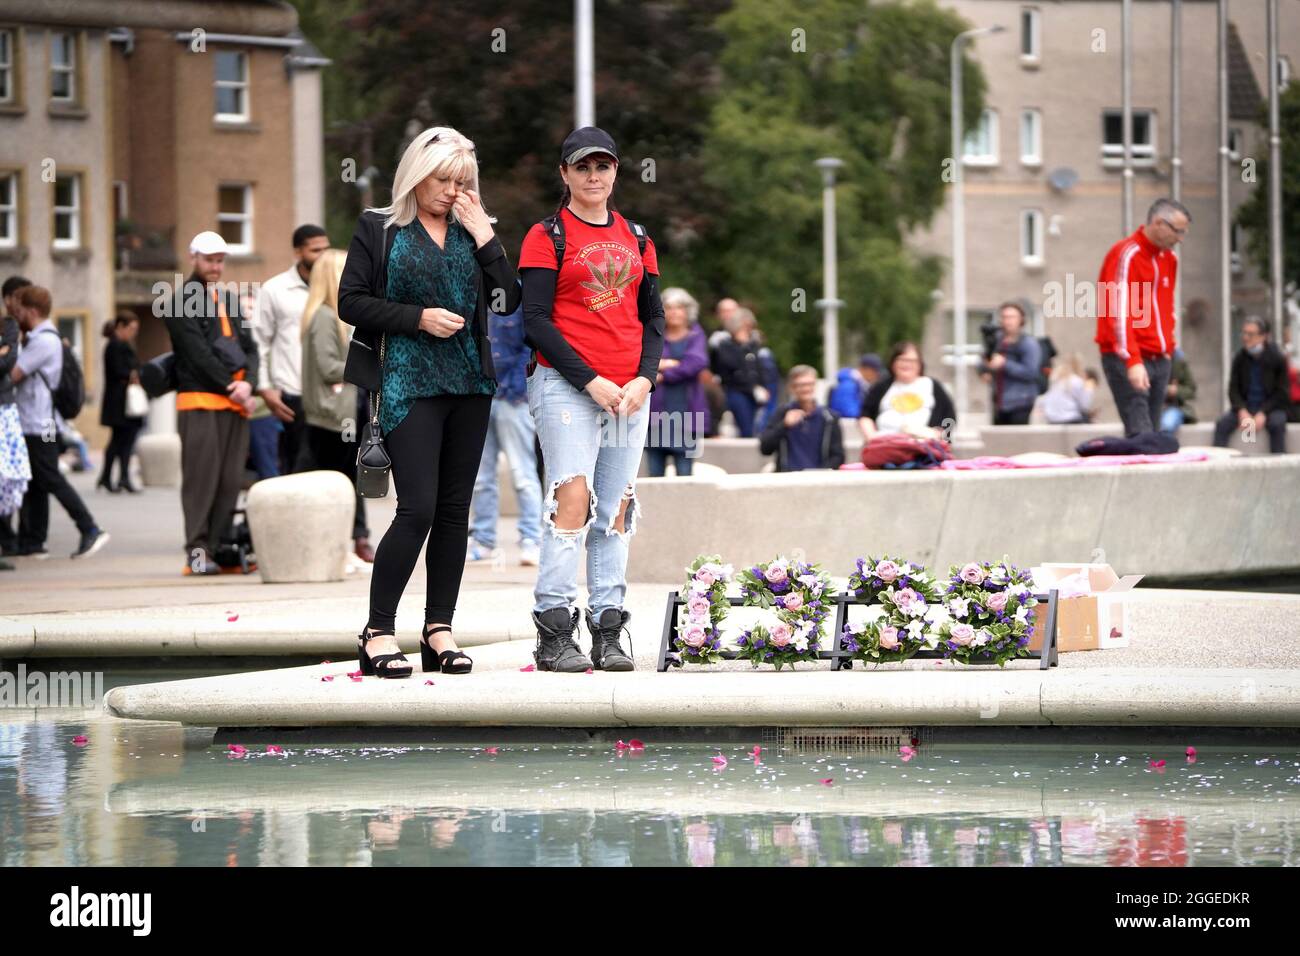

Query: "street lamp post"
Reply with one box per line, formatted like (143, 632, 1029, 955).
(950, 24, 1004, 432)
(575, 0, 595, 127)
(815, 157, 845, 381)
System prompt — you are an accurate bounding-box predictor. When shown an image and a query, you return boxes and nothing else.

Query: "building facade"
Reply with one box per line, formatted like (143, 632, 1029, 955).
(912, 0, 1297, 424)
(0, 0, 327, 445)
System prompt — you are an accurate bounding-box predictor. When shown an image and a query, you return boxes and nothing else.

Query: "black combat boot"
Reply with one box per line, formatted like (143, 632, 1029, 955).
(532, 608, 594, 672)
(585, 608, 634, 672)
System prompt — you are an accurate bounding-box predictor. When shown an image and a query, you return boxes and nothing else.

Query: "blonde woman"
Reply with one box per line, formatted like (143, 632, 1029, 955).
(1038, 352, 1096, 425)
(300, 248, 372, 561)
(338, 126, 521, 678)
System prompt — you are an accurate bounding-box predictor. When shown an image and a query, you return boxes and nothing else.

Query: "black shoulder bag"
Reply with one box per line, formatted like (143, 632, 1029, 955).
(355, 221, 394, 498)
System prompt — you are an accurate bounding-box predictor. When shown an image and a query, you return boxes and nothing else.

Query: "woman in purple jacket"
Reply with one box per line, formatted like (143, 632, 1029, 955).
(646, 287, 709, 476)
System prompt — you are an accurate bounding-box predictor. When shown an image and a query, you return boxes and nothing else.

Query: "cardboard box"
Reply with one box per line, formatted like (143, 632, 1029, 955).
(1028, 563, 1143, 652)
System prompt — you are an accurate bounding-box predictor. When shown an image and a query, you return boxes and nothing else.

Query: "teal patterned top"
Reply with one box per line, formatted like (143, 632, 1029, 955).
(379, 219, 495, 435)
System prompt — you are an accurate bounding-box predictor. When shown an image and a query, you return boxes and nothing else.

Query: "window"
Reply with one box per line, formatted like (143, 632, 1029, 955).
(1231, 224, 1243, 274)
(1021, 209, 1044, 267)
(0, 30, 14, 103)
(52, 173, 80, 249)
(963, 109, 999, 165)
(217, 184, 252, 253)
(214, 51, 248, 121)
(1020, 109, 1042, 165)
(0, 171, 16, 248)
(1102, 109, 1155, 165)
(1227, 127, 1243, 160)
(56, 313, 85, 370)
(1279, 56, 1292, 91)
(1020, 7, 1040, 63)
(50, 31, 76, 103)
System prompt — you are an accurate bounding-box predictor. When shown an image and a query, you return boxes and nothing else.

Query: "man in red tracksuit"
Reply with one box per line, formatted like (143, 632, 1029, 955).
(1094, 198, 1192, 436)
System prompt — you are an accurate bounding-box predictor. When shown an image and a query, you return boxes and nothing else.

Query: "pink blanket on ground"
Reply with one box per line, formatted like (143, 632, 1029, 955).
(939, 451, 1211, 470)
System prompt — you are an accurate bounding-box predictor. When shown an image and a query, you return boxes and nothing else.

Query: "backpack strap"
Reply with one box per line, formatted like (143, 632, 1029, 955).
(541, 213, 566, 269)
(625, 220, 648, 256)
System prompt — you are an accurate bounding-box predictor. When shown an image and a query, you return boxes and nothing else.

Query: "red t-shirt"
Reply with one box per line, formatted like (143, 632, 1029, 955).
(519, 207, 659, 386)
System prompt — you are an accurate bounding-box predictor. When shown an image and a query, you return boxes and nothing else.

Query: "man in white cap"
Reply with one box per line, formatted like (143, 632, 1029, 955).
(163, 230, 260, 575)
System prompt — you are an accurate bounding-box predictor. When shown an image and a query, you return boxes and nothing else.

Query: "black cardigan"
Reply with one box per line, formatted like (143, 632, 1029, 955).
(1227, 343, 1291, 415)
(337, 210, 521, 388)
(100, 337, 141, 427)
(860, 375, 957, 429)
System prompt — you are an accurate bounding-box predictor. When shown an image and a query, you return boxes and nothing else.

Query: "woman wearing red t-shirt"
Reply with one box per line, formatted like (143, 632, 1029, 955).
(520, 127, 665, 673)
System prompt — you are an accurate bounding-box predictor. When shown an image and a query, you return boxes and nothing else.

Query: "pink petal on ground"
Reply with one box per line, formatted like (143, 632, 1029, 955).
(585, 668, 594, 674)
(227, 614, 239, 623)
(266, 745, 283, 754)
(519, 664, 536, 672)
(1185, 746, 1197, 757)
(72, 735, 88, 746)
(321, 659, 332, 664)
(347, 670, 363, 678)
(712, 755, 728, 766)
(629, 739, 645, 751)
(350, 675, 363, 683)
(320, 675, 334, 682)
(820, 778, 834, 786)
(485, 747, 499, 755)
(424, 680, 435, 686)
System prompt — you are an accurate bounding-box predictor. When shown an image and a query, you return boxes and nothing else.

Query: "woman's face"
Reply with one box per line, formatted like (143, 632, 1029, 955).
(415, 168, 468, 217)
(561, 154, 617, 206)
(665, 303, 689, 331)
(891, 349, 921, 384)
(120, 319, 139, 342)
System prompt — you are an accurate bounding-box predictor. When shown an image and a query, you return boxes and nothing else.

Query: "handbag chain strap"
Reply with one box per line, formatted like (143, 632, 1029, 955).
(368, 334, 386, 433)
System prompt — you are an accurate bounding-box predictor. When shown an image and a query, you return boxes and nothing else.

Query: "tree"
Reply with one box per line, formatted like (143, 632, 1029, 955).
(1236, 82, 1300, 297)
(694, 0, 985, 367)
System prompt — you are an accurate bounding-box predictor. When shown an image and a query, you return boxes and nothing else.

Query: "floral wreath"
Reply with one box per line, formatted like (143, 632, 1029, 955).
(842, 555, 942, 664)
(937, 560, 1039, 667)
(673, 555, 734, 665)
(734, 555, 834, 671)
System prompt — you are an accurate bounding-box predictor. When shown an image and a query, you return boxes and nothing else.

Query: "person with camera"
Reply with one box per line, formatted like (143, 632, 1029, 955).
(165, 231, 259, 576)
(978, 302, 1041, 426)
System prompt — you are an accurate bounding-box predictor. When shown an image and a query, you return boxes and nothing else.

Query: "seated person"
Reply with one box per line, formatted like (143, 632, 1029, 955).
(1160, 347, 1197, 435)
(1213, 317, 1289, 454)
(1039, 352, 1096, 424)
(758, 364, 844, 472)
(858, 341, 956, 443)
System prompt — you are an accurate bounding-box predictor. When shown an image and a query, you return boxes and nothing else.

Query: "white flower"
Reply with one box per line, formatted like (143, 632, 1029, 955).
(689, 580, 710, 594)
(1014, 606, 1030, 624)
(973, 629, 991, 647)
(1008, 583, 1030, 598)
(948, 597, 969, 618)
(905, 600, 928, 619)
(905, 620, 927, 641)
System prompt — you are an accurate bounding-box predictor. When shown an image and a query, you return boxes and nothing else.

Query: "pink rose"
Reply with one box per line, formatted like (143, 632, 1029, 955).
(986, 591, 1008, 612)
(960, 563, 985, 585)
(687, 596, 711, 619)
(878, 625, 900, 651)
(769, 622, 793, 648)
(695, 569, 716, 586)
(949, 623, 975, 646)
(894, 587, 919, 609)
(875, 560, 899, 583)
(782, 592, 804, 612)
(764, 564, 788, 585)
(682, 625, 707, 648)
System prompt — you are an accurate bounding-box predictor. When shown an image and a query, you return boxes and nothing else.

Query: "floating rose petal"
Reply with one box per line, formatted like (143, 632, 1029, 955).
(899, 745, 916, 757)
(227, 744, 247, 755)
(819, 778, 834, 786)
(485, 747, 499, 755)
(629, 739, 645, 751)
(266, 745, 283, 754)
(910, 736, 920, 747)
(712, 755, 728, 767)
(615, 740, 630, 751)
(1185, 746, 1197, 757)
(72, 735, 88, 746)
(750, 745, 761, 758)
(519, 664, 536, 672)
(1149, 759, 1166, 768)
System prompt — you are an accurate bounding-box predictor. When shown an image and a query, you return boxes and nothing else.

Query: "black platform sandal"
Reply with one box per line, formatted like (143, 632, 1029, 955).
(357, 628, 413, 679)
(421, 624, 473, 675)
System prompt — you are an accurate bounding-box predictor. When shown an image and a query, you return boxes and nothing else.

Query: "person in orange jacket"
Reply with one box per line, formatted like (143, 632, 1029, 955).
(1094, 198, 1191, 436)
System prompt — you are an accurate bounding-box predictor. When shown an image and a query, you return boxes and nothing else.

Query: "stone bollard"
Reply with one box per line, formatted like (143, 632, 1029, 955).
(136, 432, 181, 487)
(245, 470, 355, 582)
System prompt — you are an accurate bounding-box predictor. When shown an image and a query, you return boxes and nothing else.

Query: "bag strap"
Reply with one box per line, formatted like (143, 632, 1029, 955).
(542, 213, 565, 268)
(626, 219, 648, 256)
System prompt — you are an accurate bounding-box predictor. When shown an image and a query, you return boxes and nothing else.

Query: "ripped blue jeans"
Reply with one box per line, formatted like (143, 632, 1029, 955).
(528, 365, 649, 616)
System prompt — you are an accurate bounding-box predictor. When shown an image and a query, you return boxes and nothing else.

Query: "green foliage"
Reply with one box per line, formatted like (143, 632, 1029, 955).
(1235, 82, 1300, 293)
(698, 0, 984, 367)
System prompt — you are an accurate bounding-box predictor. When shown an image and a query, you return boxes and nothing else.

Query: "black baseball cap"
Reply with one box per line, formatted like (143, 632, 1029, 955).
(561, 127, 619, 165)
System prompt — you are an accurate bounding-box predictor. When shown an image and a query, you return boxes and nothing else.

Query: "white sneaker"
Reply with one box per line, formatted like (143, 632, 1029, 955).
(466, 539, 501, 562)
(520, 541, 540, 566)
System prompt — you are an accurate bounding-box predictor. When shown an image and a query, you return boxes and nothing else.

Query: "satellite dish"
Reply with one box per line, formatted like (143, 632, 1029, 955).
(1048, 167, 1079, 192)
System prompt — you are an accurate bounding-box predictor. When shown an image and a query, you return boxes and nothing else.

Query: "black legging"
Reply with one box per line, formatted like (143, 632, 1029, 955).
(306, 424, 370, 541)
(104, 422, 143, 486)
(368, 395, 491, 632)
